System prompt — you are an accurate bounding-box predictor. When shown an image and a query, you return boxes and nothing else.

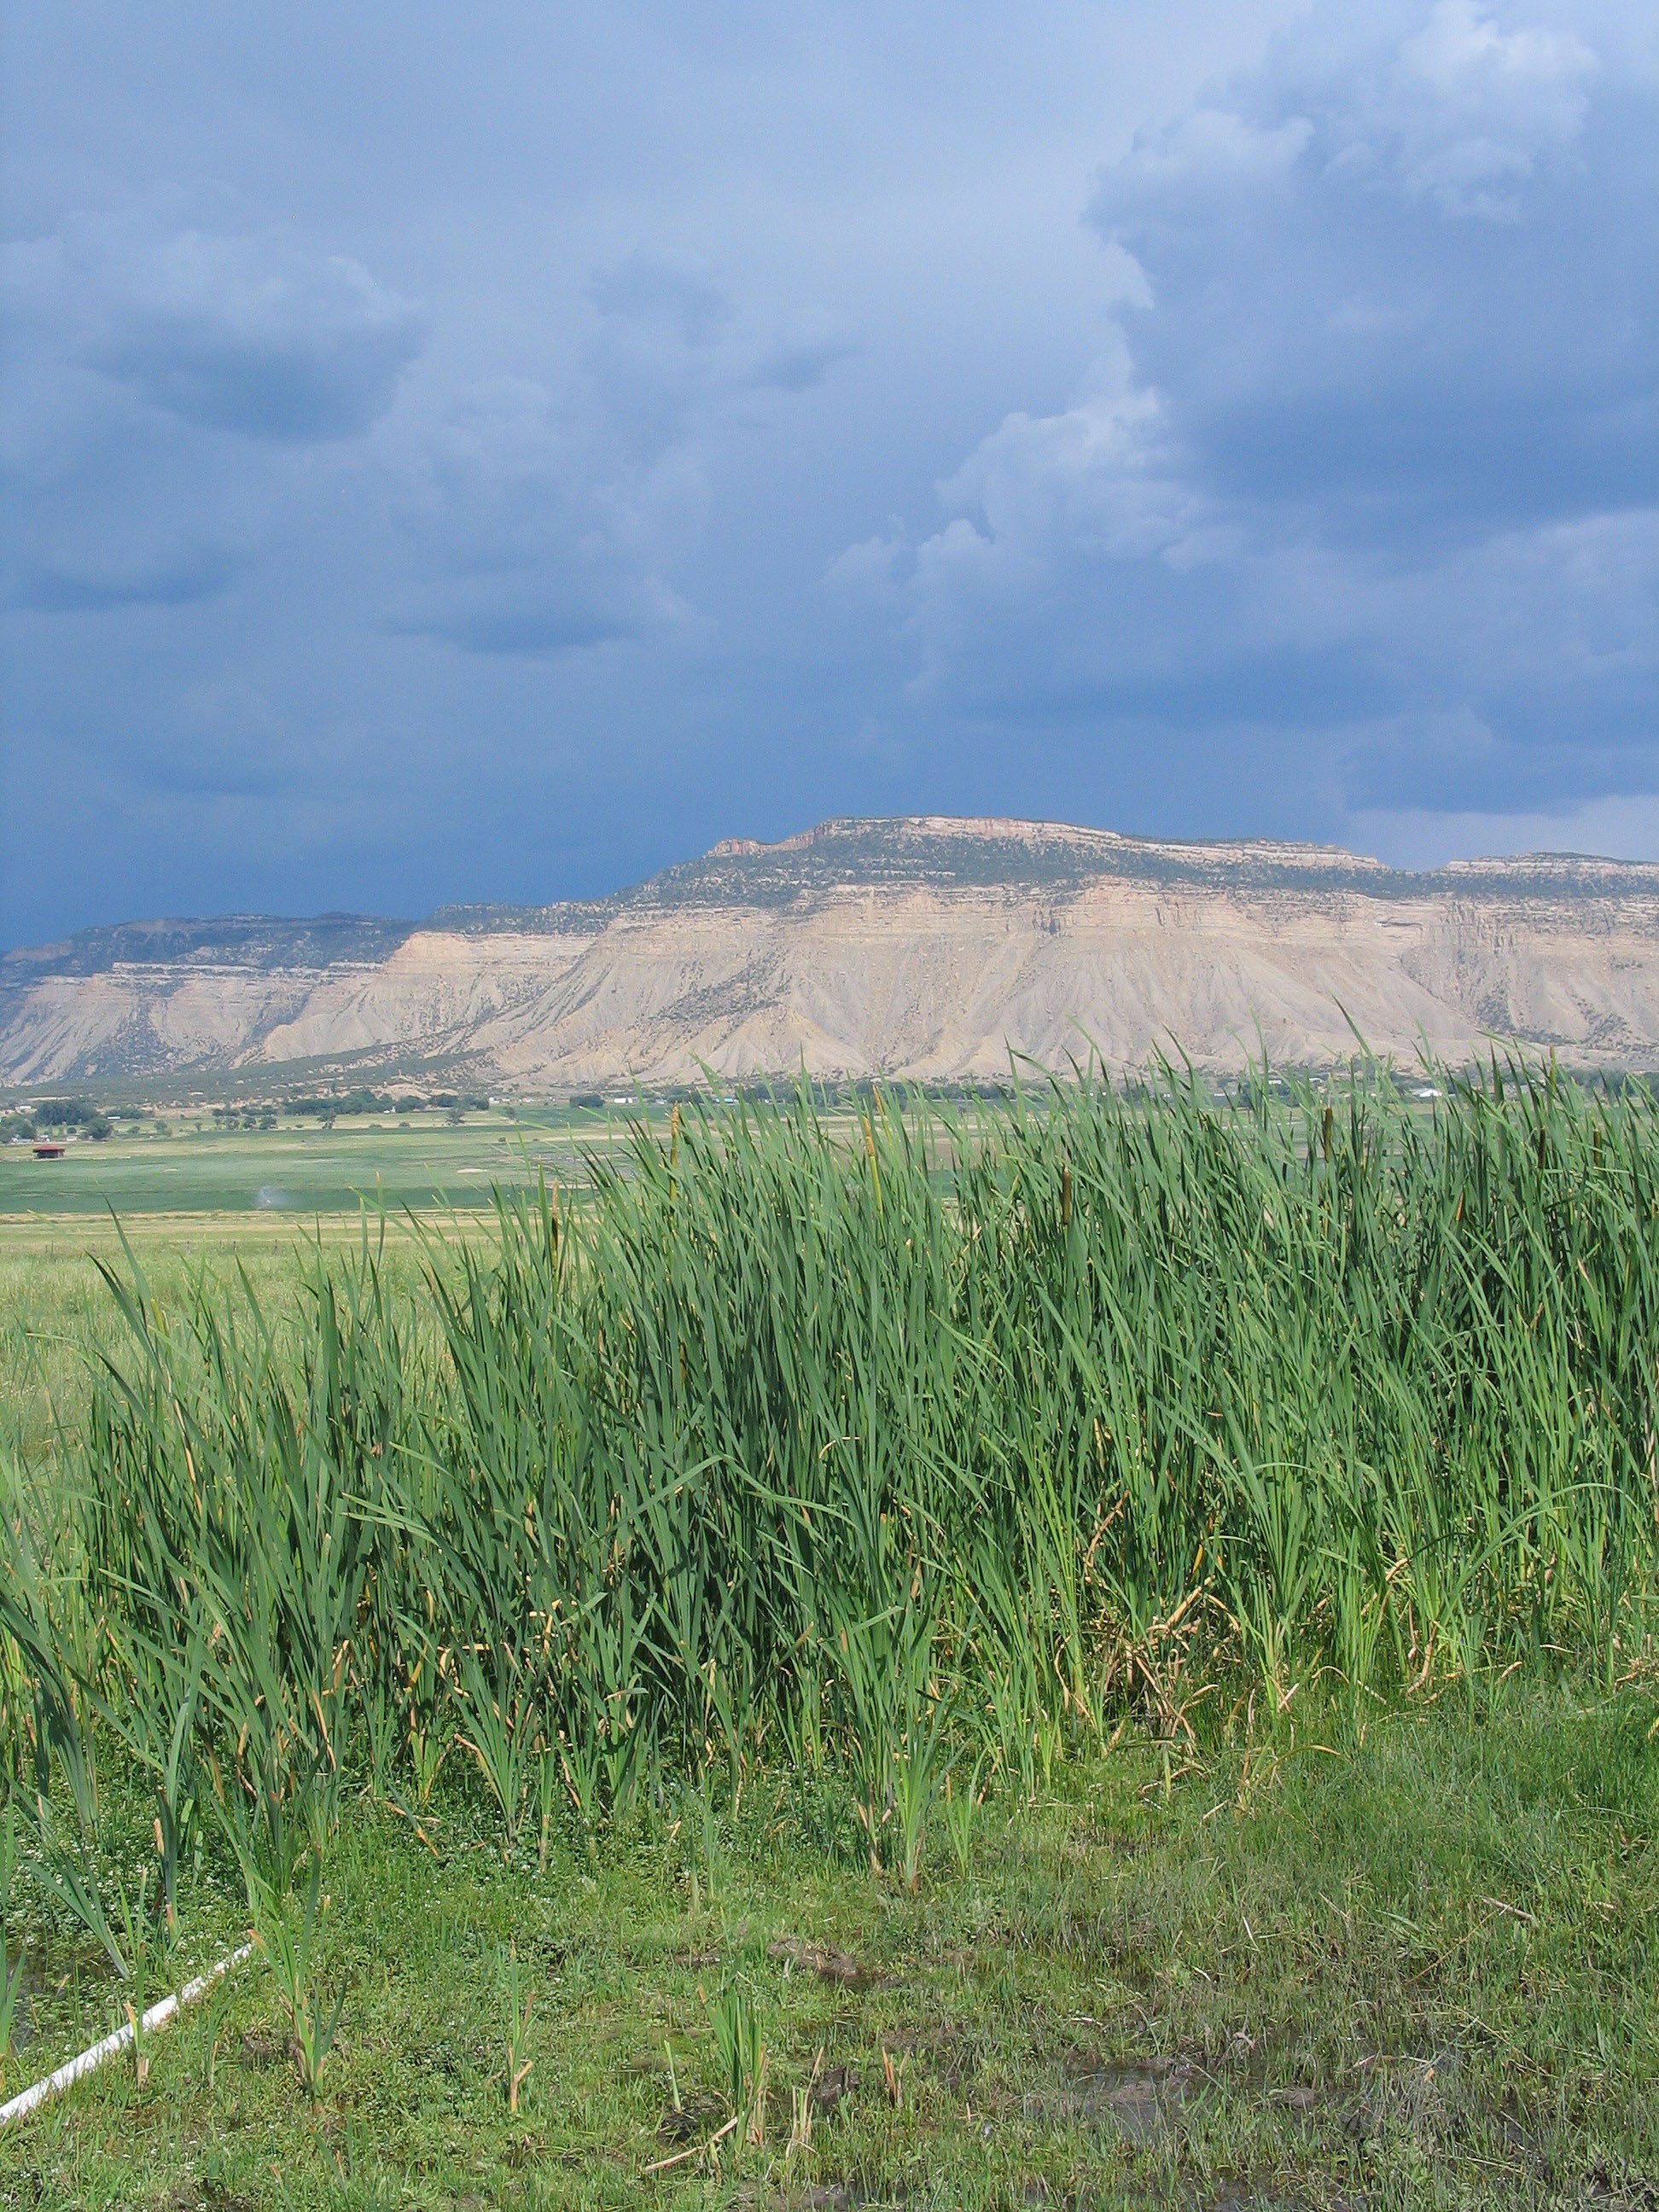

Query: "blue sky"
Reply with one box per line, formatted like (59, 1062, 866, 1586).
(2, 2, 1654, 944)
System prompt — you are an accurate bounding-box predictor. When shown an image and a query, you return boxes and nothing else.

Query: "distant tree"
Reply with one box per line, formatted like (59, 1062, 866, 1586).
(37, 1097, 108, 1132)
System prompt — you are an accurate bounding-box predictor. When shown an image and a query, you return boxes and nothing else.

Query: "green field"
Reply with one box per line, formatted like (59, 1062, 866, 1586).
(0, 1108, 623, 1221)
(0, 1109, 614, 1472)
(0, 1074, 1655, 2209)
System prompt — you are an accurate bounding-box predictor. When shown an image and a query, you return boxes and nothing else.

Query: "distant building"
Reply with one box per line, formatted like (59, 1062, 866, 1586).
(32, 1143, 67, 1160)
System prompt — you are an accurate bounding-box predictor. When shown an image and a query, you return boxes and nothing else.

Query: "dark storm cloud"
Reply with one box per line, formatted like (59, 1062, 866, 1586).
(750, 325, 859, 393)
(0, 407, 258, 618)
(1, 2, 1654, 947)
(12, 544, 248, 614)
(388, 358, 702, 657)
(876, 2, 1658, 826)
(584, 253, 735, 350)
(1086, 6, 1657, 538)
(391, 255, 852, 657)
(1, 209, 421, 637)
(89, 243, 422, 443)
(7, 212, 424, 442)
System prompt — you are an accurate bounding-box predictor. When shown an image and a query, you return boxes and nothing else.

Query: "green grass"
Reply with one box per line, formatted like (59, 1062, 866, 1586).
(0, 1103, 653, 1463)
(0, 1681, 1653, 2209)
(0, 1216, 440, 1470)
(2, 1068, 1656, 2206)
(0, 1108, 622, 1220)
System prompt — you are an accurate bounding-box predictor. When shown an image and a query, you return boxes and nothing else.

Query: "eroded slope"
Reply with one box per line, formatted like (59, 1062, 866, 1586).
(6, 818, 1659, 1084)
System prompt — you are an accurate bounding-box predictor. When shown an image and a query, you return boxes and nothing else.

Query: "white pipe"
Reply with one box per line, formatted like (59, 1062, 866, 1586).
(0, 1942, 253, 2128)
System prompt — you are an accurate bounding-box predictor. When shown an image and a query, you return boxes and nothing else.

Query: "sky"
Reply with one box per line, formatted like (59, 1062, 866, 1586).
(2, 2, 1655, 945)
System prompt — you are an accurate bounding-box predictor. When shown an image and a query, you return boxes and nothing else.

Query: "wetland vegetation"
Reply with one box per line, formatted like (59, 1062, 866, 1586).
(0, 1062, 1654, 2207)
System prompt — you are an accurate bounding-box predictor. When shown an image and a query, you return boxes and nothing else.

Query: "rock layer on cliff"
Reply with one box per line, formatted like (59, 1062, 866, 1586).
(6, 817, 1659, 1086)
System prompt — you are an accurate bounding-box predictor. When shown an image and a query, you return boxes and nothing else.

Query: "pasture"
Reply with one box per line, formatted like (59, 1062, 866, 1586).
(0, 1102, 623, 1223)
(0, 1069, 1655, 2209)
(0, 1103, 632, 1465)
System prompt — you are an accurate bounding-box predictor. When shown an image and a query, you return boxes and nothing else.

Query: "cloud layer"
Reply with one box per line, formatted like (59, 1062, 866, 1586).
(868, 0, 1657, 825)
(2, 2, 1654, 943)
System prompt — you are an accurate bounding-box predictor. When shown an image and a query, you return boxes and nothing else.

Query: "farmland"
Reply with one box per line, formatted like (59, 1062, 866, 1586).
(0, 1068, 1655, 2209)
(0, 1102, 621, 1224)
(0, 1102, 619, 1470)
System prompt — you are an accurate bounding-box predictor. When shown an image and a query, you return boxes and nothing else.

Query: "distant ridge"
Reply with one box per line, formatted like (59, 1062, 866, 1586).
(5, 816, 1659, 1086)
(2, 913, 416, 979)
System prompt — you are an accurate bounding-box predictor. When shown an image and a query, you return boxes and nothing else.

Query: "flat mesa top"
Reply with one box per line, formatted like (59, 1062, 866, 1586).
(9, 815, 1657, 976)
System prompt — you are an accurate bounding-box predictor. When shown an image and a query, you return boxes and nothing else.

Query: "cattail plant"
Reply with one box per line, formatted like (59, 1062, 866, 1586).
(1, 1056, 1655, 1918)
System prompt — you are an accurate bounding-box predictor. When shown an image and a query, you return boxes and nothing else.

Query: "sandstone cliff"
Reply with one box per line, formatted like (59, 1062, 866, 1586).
(5, 817, 1659, 1086)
